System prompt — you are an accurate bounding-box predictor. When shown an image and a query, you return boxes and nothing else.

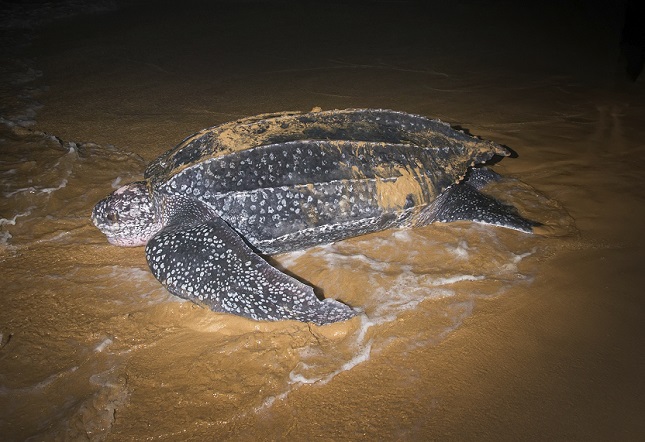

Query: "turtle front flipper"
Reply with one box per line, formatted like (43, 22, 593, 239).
(145, 207, 356, 325)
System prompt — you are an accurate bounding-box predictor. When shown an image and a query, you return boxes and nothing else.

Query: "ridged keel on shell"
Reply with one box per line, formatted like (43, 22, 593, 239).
(156, 111, 509, 254)
(145, 109, 508, 187)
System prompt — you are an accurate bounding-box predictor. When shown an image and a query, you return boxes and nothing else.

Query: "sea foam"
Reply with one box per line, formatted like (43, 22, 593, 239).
(267, 224, 539, 400)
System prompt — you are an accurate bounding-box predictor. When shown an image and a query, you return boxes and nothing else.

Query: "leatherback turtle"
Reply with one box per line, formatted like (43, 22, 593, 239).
(92, 109, 536, 325)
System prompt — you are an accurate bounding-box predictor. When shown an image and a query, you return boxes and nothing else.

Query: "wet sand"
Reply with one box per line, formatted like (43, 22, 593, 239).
(2, 1, 644, 440)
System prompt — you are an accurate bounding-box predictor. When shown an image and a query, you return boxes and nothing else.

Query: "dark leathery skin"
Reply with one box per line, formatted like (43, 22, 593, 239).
(151, 110, 508, 253)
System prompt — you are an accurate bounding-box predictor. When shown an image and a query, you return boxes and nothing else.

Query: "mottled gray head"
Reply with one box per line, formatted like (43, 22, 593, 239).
(91, 181, 162, 247)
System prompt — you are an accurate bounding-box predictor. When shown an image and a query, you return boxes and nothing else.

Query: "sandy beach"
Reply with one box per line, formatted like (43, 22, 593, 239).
(1, 1, 644, 439)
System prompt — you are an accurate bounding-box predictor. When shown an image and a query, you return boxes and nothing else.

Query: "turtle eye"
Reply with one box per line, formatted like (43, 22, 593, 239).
(107, 212, 119, 223)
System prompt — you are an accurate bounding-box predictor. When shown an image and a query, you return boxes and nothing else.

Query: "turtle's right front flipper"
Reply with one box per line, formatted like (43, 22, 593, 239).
(145, 212, 356, 325)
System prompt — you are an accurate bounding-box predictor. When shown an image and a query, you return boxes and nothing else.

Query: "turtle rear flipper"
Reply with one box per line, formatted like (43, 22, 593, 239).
(145, 209, 355, 325)
(418, 181, 539, 233)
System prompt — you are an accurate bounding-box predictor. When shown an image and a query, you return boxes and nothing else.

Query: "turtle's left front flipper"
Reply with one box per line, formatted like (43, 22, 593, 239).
(145, 211, 356, 325)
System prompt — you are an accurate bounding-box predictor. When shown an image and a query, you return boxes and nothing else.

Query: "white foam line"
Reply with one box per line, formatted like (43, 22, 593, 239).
(254, 267, 493, 414)
(0, 231, 13, 247)
(289, 314, 375, 386)
(450, 240, 470, 259)
(274, 249, 308, 269)
(3, 177, 68, 196)
(0, 209, 32, 225)
(94, 338, 113, 353)
(41, 178, 68, 194)
(512, 249, 535, 263)
(4, 187, 35, 197)
(255, 315, 376, 414)
(429, 274, 485, 286)
(111, 176, 124, 189)
(313, 245, 391, 272)
(391, 229, 413, 242)
(255, 233, 537, 414)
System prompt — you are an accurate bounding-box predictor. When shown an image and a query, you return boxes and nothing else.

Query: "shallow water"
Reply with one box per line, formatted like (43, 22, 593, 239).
(1, 1, 644, 440)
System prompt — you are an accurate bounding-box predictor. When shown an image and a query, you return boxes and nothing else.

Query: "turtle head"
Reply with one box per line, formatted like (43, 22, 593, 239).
(91, 181, 162, 247)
